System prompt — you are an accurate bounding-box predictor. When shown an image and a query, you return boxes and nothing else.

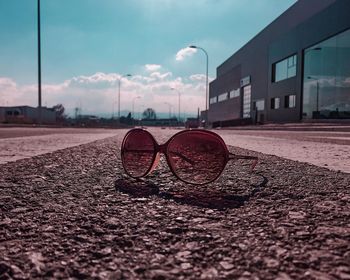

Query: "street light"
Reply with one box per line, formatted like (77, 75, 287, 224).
(170, 87, 181, 123)
(307, 76, 320, 116)
(37, 0, 42, 124)
(189, 45, 208, 126)
(164, 102, 173, 127)
(164, 102, 173, 119)
(118, 74, 132, 119)
(132, 96, 141, 125)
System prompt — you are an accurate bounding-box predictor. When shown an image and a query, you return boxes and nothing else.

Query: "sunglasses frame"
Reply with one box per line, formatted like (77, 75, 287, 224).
(121, 128, 258, 185)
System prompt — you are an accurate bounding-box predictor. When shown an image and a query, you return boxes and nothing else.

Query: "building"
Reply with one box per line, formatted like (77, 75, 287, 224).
(209, 0, 350, 126)
(0, 106, 56, 124)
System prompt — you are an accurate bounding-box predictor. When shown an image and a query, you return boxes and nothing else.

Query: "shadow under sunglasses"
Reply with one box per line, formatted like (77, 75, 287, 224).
(114, 172, 268, 210)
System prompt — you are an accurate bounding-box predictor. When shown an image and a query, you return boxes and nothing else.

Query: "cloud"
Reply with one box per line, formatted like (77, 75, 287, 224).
(176, 47, 197, 61)
(0, 77, 17, 89)
(0, 72, 206, 117)
(190, 74, 206, 82)
(150, 71, 172, 80)
(145, 64, 161, 71)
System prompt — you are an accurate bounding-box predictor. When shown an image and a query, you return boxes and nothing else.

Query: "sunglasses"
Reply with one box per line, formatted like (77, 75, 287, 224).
(121, 129, 258, 185)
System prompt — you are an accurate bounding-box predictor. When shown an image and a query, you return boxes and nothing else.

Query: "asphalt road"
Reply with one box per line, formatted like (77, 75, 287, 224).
(0, 126, 349, 279)
(0, 127, 349, 173)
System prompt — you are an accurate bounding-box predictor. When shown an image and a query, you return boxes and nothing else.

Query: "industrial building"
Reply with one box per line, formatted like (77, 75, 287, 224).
(208, 0, 350, 126)
(0, 106, 56, 124)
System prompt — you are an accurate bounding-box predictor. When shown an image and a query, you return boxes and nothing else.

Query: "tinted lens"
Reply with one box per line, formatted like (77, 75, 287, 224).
(167, 131, 227, 184)
(122, 130, 155, 177)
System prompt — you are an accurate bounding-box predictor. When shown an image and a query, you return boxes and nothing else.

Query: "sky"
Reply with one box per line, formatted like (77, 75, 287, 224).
(0, 0, 297, 117)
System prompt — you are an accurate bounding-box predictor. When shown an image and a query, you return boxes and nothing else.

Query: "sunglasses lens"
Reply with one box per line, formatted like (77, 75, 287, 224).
(121, 130, 155, 177)
(167, 131, 227, 184)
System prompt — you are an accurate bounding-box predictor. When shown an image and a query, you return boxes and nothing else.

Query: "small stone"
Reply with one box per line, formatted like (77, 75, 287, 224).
(275, 272, 292, 280)
(175, 216, 186, 223)
(288, 211, 306, 219)
(192, 218, 208, 223)
(200, 268, 218, 279)
(100, 247, 112, 256)
(185, 241, 198, 250)
(11, 207, 28, 213)
(264, 257, 280, 268)
(181, 262, 192, 270)
(176, 251, 191, 258)
(220, 261, 234, 270)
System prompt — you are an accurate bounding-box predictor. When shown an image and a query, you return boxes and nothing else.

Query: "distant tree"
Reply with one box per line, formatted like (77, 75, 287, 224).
(120, 112, 132, 125)
(142, 108, 157, 120)
(53, 104, 66, 121)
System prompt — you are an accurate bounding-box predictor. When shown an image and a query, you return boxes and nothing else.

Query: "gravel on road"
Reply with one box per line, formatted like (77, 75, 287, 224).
(0, 132, 349, 279)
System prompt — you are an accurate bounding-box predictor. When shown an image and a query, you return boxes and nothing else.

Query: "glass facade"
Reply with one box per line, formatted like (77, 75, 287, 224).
(303, 29, 350, 119)
(273, 54, 297, 82)
(243, 85, 251, 118)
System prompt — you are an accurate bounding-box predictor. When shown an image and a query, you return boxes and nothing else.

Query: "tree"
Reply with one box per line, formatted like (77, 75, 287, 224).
(142, 108, 157, 120)
(120, 112, 132, 125)
(52, 104, 66, 121)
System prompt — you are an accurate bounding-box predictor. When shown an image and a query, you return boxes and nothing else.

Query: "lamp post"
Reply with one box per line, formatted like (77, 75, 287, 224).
(37, 0, 42, 124)
(164, 102, 173, 127)
(164, 102, 172, 118)
(170, 87, 181, 123)
(132, 96, 140, 126)
(189, 45, 208, 126)
(307, 76, 320, 116)
(118, 74, 132, 120)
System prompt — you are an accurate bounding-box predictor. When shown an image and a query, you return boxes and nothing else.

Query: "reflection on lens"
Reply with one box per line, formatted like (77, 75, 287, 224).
(122, 130, 155, 177)
(167, 131, 227, 184)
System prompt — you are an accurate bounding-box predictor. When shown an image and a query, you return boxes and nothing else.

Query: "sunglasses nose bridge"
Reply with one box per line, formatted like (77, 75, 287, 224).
(158, 143, 167, 154)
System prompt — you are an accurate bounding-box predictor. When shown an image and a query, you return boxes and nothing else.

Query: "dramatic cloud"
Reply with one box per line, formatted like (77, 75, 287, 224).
(145, 64, 161, 71)
(0, 71, 207, 117)
(176, 47, 197, 61)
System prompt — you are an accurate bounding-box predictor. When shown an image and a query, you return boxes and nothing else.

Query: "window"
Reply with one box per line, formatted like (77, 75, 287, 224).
(229, 89, 240, 98)
(285, 95, 296, 108)
(209, 96, 217, 104)
(243, 85, 251, 118)
(273, 54, 297, 82)
(255, 99, 265, 111)
(218, 92, 228, 102)
(303, 28, 350, 119)
(6, 111, 13, 116)
(271, 97, 280, 109)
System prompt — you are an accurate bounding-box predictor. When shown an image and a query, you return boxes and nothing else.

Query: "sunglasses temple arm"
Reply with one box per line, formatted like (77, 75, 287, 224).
(229, 152, 258, 171)
(169, 151, 196, 165)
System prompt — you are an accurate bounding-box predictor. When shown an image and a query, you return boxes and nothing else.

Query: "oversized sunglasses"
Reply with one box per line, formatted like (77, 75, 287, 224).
(121, 129, 258, 185)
